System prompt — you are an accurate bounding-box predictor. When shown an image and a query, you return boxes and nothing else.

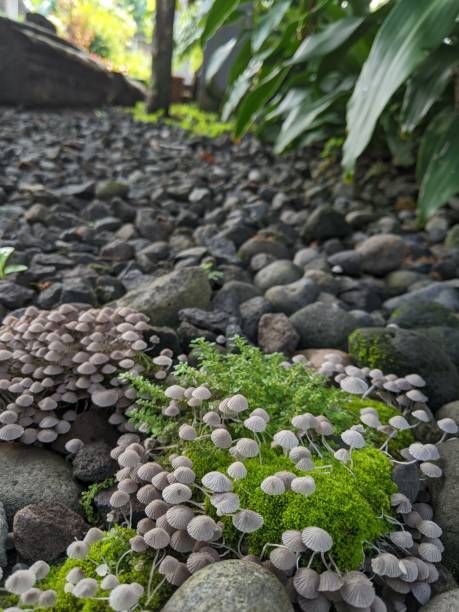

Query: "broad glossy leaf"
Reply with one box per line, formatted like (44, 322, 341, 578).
(205, 38, 238, 83)
(275, 77, 354, 153)
(252, 0, 292, 52)
(202, 0, 242, 43)
(4, 264, 28, 275)
(343, 0, 459, 173)
(289, 16, 365, 65)
(418, 113, 459, 223)
(228, 39, 252, 84)
(234, 68, 288, 137)
(401, 45, 459, 133)
(416, 109, 455, 182)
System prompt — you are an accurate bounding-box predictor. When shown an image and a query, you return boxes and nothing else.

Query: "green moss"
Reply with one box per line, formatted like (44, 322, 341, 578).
(80, 478, 115, 525)
(348, 328, 398, 372)
(4, 527, 172, 611)
(129, 102, 233, 138)
(219, 447, 395, 570)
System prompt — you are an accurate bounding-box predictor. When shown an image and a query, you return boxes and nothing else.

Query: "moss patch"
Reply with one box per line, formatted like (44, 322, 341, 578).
(129, 102, 233, 138)
(187, 444, 395, 570)
(2, 527, 172, 611)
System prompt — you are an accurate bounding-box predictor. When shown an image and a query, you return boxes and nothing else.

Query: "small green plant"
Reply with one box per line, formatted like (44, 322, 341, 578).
(200, 260, 224, 282)
(80, 478, 116, 525)
(321, 136, 345, 161)
(129, 102, 233, 138)
(0, 247, 27, 279)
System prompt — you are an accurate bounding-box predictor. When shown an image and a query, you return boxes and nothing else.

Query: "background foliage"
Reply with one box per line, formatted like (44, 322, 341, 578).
(197, 0, 459, 222)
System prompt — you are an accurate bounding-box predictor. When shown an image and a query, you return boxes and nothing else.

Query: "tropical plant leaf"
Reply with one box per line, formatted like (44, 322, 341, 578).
(4, 264, 28, 275)
(222, 61, 259, 121)
(205, 38, 238, 83)
(416, 109, 455, 182)
(202, 0, 242, 43)
(252, 0, 292, 52)
(343, 0, 459, 173)
(234, 68, 288, 137)
(418, 113, 459, 223)
(275, 77, 354, 153)
(228, 38, 252, 84)
(401, 45, 459, 133)
(288, 16, 365, 65)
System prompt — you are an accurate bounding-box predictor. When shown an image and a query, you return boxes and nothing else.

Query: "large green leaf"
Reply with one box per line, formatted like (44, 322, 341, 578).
(252, 0, 292, 52)
(202, 0, 242, 42)
(234, 68, 288, 137)
(288, 16, 365, 65)
(416, 110, 455, 182)
(275, 77, 354, 153)
(205, 38, 238, 83)
(343, 0, 459, 173)
(418, 113, 459, 223)
(401, 45, 459, 133)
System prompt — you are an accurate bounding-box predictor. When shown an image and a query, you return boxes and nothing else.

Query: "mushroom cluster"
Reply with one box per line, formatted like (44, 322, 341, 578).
(2, 341, 455, 611)
(0, 305, 160, 444)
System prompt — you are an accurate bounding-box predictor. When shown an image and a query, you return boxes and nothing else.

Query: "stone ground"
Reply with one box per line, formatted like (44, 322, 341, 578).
(0, 107, 459, 609)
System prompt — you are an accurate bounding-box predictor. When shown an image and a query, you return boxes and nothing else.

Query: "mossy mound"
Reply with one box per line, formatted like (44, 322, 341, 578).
(349, 326, 459, 410)
(187, 443, 395, 570)
(1, 527, 172, 611)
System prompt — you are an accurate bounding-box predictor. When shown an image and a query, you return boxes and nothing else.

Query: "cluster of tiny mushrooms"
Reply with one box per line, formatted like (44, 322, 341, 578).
(0, 307, 457, 612)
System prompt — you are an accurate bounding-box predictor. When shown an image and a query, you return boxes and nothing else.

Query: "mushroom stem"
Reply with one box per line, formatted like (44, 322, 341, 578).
(115, 548, 133, 576)
(307, 551, 317, 568)
(146, 575, 167, 606)
(237, 532, 245, 557)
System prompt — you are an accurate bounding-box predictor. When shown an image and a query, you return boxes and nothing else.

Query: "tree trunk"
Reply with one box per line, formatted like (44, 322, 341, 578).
(147, 0, 176, 115)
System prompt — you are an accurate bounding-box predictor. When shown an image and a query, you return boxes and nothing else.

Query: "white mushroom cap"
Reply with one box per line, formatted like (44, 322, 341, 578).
(291, 476, 316, 497)
(282, 529, 306, 553)
(227, 461, 247, 480)
(437, 417, 457, 434)
(201, 471, 232, 493)
(235, 438, 259, 458)
(66, 541, 89, 559)
(293, 568, 319, 598)
(211, 428, 232, 449)
(73, 578, 99, 599)
(340, 571, 375, 608)
(38, 590, 57, 609)
(232, 509, 264, 533)
(5, 569, 36, 595)
(273, 429, 298, 450)
(227, 394, 249, 413)
(270, 547, 297, 571)
(187, 515, 218, 541)
(29, 560, 50, 580)
(101, 574, 119, 590)
(260, 475, 285, 496)
(162, 483, 192, 504)
(301, 526, 333, 552)
(109, 583, 144, 611)
(144, 528, 170, 549)
(341, 429, 365, 449)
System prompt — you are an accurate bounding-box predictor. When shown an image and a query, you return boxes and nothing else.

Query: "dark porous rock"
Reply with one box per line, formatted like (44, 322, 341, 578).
(148, 326, 181, 355)
(0, 281, 34, 310)
(328, 250, 362, 276)
(162, 559, 294, 612)
(135, 209, 172, 242)
(392, 462, 420, 503)
(357, 233, 406, 276)
(349, 327, 459, 410)
(423, 327, 459, 368)
(428, 439, 459, 578)
(213, 281, 261, 315)
(0, 502, 7, 567)
(0, 444, 82, 523)
(238, 236, 290, 261)
(178, 321, 217, 349)
(389, 301, 459, 329)
(302, 205, 351, 242)
(290, 303, 359, 351)
(96, 275, 125, 303)
(13, 503, 88, 563)
(178, 308, 231, 334)
(419, 588, 459, 611)
(384, 282, 459, 312)
(100, 239, 135, 262)
(385, 269, 426, 296)
(72, 441, 116, 483)
(265, 278, 319, 316)
(61, 277, 97, 305)
(240, 296, 273, 341)
(254, 260, 302, 292)
(37, 282, 63, 308)
(112, 267, 211, 326)
(95, 180, 129, 200)
(51, 407, 119, 455)
(258, 313, 300, 355)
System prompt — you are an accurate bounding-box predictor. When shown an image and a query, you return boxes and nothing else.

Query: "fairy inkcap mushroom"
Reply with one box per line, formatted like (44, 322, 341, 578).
(301, 527, 333, 552)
